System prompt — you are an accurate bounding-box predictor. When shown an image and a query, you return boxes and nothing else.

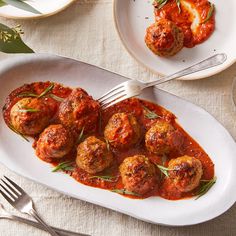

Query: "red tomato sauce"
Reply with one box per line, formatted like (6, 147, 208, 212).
(2, 82, 214, 200)
(154, 0, 215, 47)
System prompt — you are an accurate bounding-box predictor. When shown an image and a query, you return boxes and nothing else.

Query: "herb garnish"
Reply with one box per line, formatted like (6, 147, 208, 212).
(143, 106, 161, 119)
(8, 124, 29, 142)
(201, 2, 214, 24)
(156, 164, 172, 177)
(76, 127, 85, 144)
(176, 0, 181, 13)
(49, 94, 65, 102)
(89, 175, 118, 182)
(111, 189, 141, 197)
(18, 92, 38, 98)
(38, 83, 54, 98)
(155, 0, 168, 10)
(18, 107, 40, 113)
(105, 139, 110, 151)
(195, 176, 216, 200)
(18, 83, 63, 102)
(154, 0, 181, 13)
(52, 161, 75, 172)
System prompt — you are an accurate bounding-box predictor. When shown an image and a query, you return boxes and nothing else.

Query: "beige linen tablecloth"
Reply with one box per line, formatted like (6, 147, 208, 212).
(0, 1, 235, 235)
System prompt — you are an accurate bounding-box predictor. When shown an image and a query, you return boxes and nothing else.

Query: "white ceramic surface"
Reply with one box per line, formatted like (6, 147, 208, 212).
(0, 0, 74, 19)
(0, 54, 235, 226)
(113, 0, 236, 80)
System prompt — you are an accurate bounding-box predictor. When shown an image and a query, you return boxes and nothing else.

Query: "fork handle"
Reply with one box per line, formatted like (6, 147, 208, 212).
(29, 208, 60, 236)
(6, 214, 89, 236)
(144, 53, 227, 87)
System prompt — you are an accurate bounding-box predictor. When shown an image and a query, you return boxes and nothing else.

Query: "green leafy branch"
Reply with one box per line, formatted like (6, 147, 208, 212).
(0, 23, 34, 53)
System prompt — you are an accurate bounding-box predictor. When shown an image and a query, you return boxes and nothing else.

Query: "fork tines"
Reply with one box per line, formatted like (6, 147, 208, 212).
(98, 83, 127, 108)
(0, 176, 23, 203)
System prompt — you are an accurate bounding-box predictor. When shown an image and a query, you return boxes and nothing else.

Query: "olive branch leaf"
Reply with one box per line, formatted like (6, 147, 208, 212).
(0, 23, 34, 53)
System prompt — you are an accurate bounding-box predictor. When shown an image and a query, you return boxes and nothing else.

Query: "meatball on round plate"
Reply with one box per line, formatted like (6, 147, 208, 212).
(0, 54, 235, 227)
(113, 0, 236, 80)
(145, 19, 184, 57)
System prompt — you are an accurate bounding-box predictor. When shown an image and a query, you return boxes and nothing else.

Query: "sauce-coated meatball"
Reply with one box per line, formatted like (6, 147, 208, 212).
(145, 19, 184, 57)
(10, 98, 53, 136)
(119, 155, 157, 195)
(168, 155, 203, 192)
(36, 124, 74, 161)
(145, 120, 183, 155)
(59, 88, 100, 133)
(76, 136, 113, 174)
(104, 113, 141, 150)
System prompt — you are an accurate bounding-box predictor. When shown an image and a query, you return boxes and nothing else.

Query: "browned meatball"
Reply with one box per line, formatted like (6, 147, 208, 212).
(145, 19, 184, 57)
(104, 113, 141, 150)
(10, 98, 53, 136)
(119, 155, 157, 195)
(36, 124, 74, 162)
(168, 155, 203, 192)
(76, 136, 113, 174)
(145, 120, 183, 155)
(59, 88, 100, 133)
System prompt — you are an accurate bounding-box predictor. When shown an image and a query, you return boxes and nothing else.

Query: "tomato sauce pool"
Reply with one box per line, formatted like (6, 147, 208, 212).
(154, 0, 215, 48)
(2, 82, 215, 200)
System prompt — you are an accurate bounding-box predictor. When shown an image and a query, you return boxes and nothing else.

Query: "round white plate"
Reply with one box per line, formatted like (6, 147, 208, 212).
(113, 0, 236, 80)
(0, 54, 235, 226)
(0, 0, 74, 19)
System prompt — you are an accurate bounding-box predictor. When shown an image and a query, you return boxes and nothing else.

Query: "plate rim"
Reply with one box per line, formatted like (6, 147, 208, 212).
(0, 53, 235, 226)
(0, 0, 75, 20)
(112, 0, 236, 80)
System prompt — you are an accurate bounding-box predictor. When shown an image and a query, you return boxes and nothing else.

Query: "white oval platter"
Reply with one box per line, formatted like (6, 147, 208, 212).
(0, 54, 235, 226)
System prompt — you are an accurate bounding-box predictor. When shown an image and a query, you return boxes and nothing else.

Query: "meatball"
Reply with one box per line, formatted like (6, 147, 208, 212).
(59, 88, 100, 133)
(36, 124, 74, 161)
(145, 19, 184, 57)
(119, 155, 157, 195)
(76, 136, 113, 174)
(145, 120, 183, 155)
(104, 113, 141, 150)
(10, 98, 53, 136)
(168, 155, 203, 192)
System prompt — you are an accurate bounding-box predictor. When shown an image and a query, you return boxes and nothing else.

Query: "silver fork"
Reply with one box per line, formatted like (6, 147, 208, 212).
(0, 176, 59, 236)
(98, 53, 227, 109)
(0, 203, 89, 236)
